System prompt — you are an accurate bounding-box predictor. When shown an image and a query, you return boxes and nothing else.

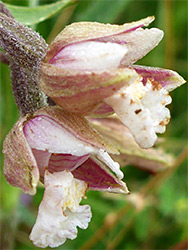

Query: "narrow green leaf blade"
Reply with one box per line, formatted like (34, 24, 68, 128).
(4, 0, 76, 25)
(74, 0, 132, 23)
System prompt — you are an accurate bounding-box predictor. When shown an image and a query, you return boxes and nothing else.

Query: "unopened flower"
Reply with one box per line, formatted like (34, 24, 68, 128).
(3, 106, 128, 248)
(39, 16, 186, 149)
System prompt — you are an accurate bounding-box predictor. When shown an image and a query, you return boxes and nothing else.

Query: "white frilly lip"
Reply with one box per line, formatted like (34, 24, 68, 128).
(29, 170, 91, 248)
(105, 78, 172, 149)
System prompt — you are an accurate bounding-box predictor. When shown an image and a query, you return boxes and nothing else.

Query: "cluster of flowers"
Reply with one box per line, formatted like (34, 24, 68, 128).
(1, 6, 185, 248)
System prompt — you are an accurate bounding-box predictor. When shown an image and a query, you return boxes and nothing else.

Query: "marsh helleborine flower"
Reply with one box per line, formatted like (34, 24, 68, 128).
(3, 106, 128, 248)
(40, 16, 185, 149)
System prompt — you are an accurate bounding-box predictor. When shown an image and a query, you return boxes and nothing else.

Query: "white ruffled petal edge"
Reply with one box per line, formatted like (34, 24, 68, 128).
(105, 78, 172, 149)
(29, 170, 91, 248)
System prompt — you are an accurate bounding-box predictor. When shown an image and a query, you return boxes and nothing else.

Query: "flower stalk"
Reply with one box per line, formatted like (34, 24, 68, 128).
(0, 9, 48, 115)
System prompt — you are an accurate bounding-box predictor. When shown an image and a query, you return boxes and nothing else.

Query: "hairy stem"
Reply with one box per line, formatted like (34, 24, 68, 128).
(0, 10, 48, 115)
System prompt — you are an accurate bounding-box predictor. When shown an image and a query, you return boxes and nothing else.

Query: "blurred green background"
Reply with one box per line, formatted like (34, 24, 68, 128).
(0, 0, 187, 249)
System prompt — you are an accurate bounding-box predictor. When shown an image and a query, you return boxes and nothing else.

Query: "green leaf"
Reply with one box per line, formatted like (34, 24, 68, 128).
(3, 0, 76, 25)
(74, 0, 132, 23)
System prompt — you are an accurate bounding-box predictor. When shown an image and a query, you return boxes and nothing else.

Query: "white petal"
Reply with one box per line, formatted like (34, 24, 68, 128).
(29, 170, 91, 248)
(105, 79, 172, 149)
(24, 115, 96, 156)
(51, 41, 127, 71)
(96, 149, 124, 180)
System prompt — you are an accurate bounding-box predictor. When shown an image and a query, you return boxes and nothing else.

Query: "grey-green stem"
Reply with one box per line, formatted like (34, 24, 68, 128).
(0, 10, 48, 115)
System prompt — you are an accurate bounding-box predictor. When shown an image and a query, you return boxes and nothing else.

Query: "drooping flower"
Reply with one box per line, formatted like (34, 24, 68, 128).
(39, 16, 186, 149)
(3, 106, 128, 248)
